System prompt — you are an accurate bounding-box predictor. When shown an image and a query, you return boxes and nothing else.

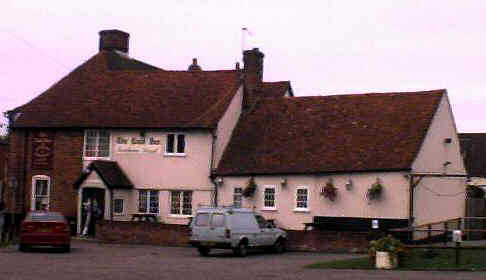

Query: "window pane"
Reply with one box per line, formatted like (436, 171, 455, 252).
(149, 191, 159, 214)
(233, 187, 242, 208)
(138, 190, 147, 213)
(85, 130, 110, 158)
(297, 188, 308, 209)
(264, 188, 275, 208)
(182, 191, 192, 215)
(171, 191, 181, 214)
(35, 180, 48, 196)
(114, 199, 124, 213)
(211, 214, 225, 227)
(177, 134, 185, 153)
(255, 215, 267, 229)
(166, 134, 175, 153)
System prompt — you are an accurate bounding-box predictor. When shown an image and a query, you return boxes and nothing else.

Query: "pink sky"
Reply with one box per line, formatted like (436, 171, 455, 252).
(2, 0, 486, 134)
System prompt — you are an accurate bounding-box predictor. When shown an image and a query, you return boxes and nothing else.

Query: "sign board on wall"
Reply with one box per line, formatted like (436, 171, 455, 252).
(115, 136, 161, 154)
(32, 131, 55, 170)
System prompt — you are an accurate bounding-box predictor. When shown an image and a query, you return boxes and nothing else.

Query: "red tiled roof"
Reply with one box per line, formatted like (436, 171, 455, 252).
(216, 90, 444, 175)
(261, 81, 292, 98)
(459, 133, 486, 177)
(11, 51, 241, 129)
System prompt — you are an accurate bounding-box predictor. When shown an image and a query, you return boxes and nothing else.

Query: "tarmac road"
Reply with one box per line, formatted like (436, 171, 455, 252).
(0, 240, 485, 280)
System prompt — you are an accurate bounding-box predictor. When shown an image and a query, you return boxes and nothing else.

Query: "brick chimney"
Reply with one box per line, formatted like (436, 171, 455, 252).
(243, 48, 264, 110)
(99, 29, 130, 54)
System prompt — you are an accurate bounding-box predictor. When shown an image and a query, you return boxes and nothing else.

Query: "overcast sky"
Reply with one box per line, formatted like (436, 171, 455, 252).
(2, 0, 485, 134)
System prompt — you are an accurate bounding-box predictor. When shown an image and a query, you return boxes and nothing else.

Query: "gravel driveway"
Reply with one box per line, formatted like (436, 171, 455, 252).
(0, 240, 485, 280)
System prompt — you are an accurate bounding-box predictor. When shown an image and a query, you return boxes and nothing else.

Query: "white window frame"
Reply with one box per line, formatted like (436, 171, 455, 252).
(294, 186, 310, 212)
(137, 190, 159, 215)
(164, 133, 186, 156)
(169, 190, 193, 217)
(31, 175, 50, 211)
(233, 187, 243, 208)
(83, 130, 111, 160)
(113, 198, 124, 215)
(262, 185, 277, 211)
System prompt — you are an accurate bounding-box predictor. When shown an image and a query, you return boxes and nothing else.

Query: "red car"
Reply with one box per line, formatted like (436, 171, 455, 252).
(19, 211, 71, 252)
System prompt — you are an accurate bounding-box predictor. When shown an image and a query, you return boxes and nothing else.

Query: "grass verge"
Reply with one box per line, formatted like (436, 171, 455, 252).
(305, 248, 486, 271)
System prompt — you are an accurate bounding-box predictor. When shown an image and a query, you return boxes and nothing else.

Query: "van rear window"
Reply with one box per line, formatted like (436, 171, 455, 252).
(195, 213, 210, 226)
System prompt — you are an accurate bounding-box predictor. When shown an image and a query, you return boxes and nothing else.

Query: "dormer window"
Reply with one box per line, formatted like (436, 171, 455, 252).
(165, 133, 185, 156)
(84, 130, 110, 159)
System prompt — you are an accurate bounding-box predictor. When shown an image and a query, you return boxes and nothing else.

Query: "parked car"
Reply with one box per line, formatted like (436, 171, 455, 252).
(189, 207, 287, 257)
(19, 211, 71, 252)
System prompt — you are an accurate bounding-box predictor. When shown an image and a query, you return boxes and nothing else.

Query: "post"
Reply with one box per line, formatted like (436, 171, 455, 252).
(444, 221, 449, 245)
(427, 224, 432, 239)
(455, 241, 460, 266)
(452, 230, 462, 266)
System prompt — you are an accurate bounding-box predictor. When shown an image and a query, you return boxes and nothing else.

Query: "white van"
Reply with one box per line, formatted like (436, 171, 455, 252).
(189, 207, 287, 257)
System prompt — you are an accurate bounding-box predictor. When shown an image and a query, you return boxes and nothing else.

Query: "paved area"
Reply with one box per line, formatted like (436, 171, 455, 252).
(0, 240, 485, 280)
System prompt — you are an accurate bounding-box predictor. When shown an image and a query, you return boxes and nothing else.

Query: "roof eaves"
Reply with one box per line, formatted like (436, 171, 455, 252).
(214, 168, 412, 177)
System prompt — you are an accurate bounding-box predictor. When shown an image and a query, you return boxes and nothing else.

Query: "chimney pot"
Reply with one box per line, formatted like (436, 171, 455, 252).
(188, 57, 202, 71)
(99, 29, 130, 54)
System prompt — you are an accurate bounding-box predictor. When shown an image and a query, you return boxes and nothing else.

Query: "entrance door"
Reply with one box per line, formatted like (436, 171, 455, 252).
(81, 188, 105, 237)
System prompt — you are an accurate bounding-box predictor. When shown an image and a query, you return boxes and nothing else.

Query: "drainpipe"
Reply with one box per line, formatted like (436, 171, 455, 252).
(409, 174, 414, 226)
(408, 173, 416, 242)
(209, 130, 218, 207)
(109, 189, 113, 221)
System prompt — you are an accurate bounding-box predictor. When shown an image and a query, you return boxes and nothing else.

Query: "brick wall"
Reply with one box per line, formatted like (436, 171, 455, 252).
(5, 129, 27, 213)
(96, 221, 191, 247)
(285, 230, 369, 253)
(6, 129, 83, 218)
(96, 221, 369, 252)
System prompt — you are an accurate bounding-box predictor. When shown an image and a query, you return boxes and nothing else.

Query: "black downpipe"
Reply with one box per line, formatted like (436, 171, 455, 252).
(209, 130, 218, 207)
(409, 174, 415, 242)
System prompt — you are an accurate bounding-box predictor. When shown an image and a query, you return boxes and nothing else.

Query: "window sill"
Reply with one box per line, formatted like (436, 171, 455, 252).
(164, 153, 186, 157)
(261, 208, 278, 212)
(83, 156, 111, 161)
(168, 214, 193, 219)
(293, 208, 310, 213)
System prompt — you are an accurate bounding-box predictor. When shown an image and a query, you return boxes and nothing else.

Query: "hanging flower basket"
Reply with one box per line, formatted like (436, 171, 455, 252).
(321, 181, 337, 201)
(243, 177, 257, 198)
(367, 181, 383, 200)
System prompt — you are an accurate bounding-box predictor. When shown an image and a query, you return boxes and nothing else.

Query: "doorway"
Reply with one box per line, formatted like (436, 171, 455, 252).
(80, 188, 105, 237)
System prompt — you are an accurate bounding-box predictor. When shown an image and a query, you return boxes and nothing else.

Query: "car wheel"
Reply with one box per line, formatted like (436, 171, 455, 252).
(273, 239, 285, 254)
(19, 244, 29, 252)
(234, 242, 248, 257)
(198, 246, 210, 256)
(62, 244, 71, 253)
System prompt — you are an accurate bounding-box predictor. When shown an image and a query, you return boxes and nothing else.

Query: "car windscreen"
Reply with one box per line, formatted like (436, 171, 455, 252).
(194, 213, 210, 226)
(26, 212, 65, 222)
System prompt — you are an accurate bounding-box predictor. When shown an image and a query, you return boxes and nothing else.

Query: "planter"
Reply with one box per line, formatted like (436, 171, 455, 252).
(375, 251, 397, 269)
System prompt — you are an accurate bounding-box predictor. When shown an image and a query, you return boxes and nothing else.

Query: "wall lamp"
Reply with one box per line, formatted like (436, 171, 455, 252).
(215, 177, 224, 186)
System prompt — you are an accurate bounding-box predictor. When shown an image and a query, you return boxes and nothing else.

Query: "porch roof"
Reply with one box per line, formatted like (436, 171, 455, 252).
(74, 160, 133, 189)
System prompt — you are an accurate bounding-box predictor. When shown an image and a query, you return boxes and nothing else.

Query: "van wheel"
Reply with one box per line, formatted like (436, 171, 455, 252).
(234, 242, 248, 257)
(198, 247, 210, 256)
(273, 239, 285, 254)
